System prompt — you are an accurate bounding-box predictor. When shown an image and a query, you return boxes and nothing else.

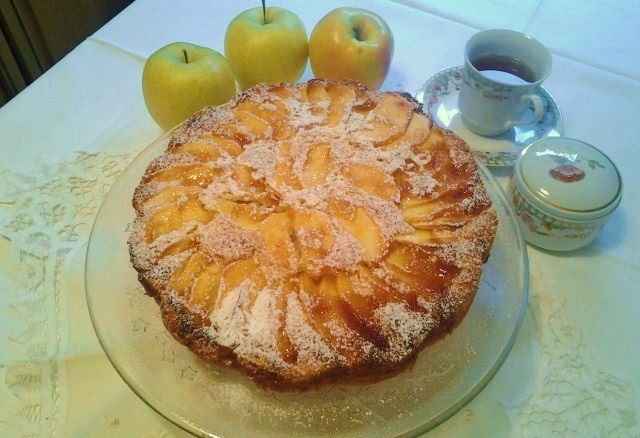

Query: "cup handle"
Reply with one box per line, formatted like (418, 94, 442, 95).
(506, 94, 546, 128)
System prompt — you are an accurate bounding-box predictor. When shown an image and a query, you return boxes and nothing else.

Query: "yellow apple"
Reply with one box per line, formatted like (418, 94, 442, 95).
(142, 42, 237, 130)
(224, 6, 308, 90)
(309, 8, 394, 90)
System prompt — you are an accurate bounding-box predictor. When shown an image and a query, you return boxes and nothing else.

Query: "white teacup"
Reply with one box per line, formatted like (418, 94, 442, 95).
(458, 29, 552, 137)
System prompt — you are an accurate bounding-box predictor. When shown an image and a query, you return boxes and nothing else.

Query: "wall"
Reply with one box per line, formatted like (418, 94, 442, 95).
(0, 0, 133, 107)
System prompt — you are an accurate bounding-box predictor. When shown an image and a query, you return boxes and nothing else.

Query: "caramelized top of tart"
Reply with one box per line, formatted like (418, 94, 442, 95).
(129, 79, 497, 390)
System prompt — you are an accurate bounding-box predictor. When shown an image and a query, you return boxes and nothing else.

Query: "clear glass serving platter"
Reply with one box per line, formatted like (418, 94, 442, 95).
(85, 130, 529, 438)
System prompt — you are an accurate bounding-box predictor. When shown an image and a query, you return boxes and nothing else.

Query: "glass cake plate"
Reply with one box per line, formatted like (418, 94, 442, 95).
(85, 130, 529, 438)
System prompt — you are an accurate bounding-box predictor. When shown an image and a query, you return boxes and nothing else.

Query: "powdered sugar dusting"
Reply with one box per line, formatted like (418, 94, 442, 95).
(129, 81, 497, 390)
(374, 302, 436, 361)
(286, 294, 342, 366)
(198, 214, 260, 262)
(406, 173, 439, 197)
(207, 279, 287, 368)
(315, 218, 365, 274)
(237, 140, 277, 181)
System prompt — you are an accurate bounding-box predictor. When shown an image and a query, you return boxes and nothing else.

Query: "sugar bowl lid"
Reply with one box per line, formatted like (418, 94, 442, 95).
(514, 137, 622, 221)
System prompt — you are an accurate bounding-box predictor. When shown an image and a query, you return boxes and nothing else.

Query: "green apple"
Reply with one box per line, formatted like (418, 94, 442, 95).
(224, 6, 308, 91)
(309, 8, 394, 90)
(142, 42, 237, 130)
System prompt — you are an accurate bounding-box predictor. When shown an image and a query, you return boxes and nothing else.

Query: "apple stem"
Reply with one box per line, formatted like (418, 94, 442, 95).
(262, 0, 268, 24)
(352, 27, 363, 41)
(182, 48, 189, 64)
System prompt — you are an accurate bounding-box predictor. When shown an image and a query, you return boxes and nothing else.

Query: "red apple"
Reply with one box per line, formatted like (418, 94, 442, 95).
(309, 8, 394, 90)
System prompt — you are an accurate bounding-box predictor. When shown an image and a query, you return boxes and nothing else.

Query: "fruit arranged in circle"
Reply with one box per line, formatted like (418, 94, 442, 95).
(130, 79, 497, 391)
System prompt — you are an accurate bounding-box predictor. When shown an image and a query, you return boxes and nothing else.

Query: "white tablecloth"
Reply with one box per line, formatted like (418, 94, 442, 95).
(1, 0, 638, 436)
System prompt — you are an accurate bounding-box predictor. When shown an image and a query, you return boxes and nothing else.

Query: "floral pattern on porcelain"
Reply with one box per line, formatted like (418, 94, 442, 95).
(473, 150, 520, 167)
(508, 181, 606, 249)
(415, 65, 563, 167)
(549, 163, 585, 183)
(424, 67, 463, 108)
(546, 152, 605, 183)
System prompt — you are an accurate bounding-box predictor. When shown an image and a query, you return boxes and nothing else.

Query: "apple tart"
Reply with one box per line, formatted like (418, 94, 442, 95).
(128, 79, 498, 391)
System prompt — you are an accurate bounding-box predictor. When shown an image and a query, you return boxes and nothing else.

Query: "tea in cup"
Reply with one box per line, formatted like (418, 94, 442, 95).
(458, 29, 552, 137)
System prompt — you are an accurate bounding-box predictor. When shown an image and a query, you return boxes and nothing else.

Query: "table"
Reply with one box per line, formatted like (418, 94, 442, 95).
(1, 0, 638, 436)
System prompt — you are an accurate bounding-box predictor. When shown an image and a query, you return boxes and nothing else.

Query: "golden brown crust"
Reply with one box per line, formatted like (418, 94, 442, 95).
(128, 80, 497, 391)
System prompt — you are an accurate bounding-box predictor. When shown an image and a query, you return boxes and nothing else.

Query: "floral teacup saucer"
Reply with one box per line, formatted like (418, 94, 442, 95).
(415, 65, 563, 167)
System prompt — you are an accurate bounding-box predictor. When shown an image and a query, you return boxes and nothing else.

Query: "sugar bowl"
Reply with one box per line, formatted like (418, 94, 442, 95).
(508, 137, 622, 251)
